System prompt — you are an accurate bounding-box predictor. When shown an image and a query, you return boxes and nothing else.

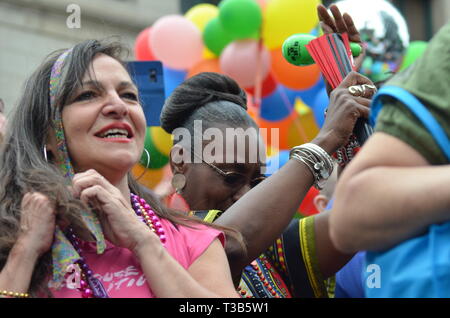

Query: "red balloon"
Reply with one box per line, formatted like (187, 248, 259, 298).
(134, 27, 157, 61)
(245, 72, 277, 98)
(298, 187, 320, 216)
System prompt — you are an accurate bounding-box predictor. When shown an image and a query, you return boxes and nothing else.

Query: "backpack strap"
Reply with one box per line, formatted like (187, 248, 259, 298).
(370, 85, 450, 161)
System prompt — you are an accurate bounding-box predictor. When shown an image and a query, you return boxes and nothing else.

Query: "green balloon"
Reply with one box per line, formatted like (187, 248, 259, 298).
(219, 0, 262, 40)
(203, 17, 234, 56)
(400, 41, 428, 70)
(282, 33, 362, 66)
(141, 127, 168, 170)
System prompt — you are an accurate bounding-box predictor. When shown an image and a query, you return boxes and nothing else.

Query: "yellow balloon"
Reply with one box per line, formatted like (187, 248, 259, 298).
(262, 0, 321, 49)
(185, 3, 219, 32)
(295, 97, 311, 116)
(150, 126, 173, 157)
(202, 47, 217, 59)
(287, 99, 319, 147)
(132, 164, 165, 190)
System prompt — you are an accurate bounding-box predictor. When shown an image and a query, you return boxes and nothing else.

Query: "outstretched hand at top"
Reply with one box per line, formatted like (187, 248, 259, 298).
(317, 4, 365, 71)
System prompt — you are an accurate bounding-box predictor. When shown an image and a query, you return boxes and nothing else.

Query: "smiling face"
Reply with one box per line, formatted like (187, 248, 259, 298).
(61, 54, 146, 180)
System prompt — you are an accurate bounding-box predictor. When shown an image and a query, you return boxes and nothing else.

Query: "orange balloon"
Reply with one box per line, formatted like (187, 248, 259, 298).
(270, 48, 321, 90)
(187, 58, 222, 78)
(132, 164, 165, 190)
(246, 102, 259, 121)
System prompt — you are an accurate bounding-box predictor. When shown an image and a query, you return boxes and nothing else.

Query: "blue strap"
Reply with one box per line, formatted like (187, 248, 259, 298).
(370, 85, 450, 161)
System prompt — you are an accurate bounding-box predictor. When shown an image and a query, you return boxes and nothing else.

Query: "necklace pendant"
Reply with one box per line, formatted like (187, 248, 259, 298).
(87, 275, 109, 298)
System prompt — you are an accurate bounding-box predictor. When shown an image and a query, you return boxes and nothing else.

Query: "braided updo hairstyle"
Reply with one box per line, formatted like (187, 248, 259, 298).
(160, 72, 258, 141)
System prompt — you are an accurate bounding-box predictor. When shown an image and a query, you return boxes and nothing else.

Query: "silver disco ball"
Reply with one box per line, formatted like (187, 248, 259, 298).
(334, 0, 410, 81)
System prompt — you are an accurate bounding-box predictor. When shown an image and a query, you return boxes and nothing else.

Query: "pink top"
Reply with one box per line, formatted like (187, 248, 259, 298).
(51, 218, 224, 298)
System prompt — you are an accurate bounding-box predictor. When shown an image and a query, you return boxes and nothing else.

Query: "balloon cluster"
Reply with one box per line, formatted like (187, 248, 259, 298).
(132, 0, 425, 191)
(133, 0, 329, 187)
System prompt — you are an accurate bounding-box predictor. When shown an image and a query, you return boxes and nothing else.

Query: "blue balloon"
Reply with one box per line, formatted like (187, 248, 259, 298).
(285, 75, 326, 107)
(265, 150, 290, 176)
(163, 66, 187, 98)
(260, 85, 295, 122)
(312, 87, 329, 128)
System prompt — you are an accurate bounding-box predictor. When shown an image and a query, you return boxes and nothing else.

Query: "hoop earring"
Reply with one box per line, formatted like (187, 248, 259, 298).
(43, 145, 48, 162)
(143, 148, 150, 169)
(171, 173, 186, 194)
(136, 148, 151, 180)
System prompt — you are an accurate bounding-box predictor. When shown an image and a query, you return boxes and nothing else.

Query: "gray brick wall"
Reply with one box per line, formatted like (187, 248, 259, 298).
(0, 0, 179, 114)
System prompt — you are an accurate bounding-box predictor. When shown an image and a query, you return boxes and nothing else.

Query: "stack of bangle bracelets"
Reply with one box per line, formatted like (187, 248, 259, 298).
(289, 143, 335, 190)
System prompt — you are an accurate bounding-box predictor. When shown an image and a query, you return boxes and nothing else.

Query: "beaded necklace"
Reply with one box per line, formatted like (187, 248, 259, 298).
(64, 193, 165, 298)
(130, 193, 167, 246)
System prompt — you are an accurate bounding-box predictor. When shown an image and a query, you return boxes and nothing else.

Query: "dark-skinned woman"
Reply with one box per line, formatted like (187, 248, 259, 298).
(157, 4, 376, 298)
(159, 67, 375, 298)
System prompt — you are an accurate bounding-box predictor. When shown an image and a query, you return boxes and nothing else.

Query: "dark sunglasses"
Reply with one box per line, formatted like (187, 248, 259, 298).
(206, 162, 266, 188)
(192, 152, 266, 188)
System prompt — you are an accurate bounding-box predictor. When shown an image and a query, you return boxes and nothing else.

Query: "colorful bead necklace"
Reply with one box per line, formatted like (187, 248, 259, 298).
(65, 228, 108, 298)
(130, 193, 167, 246)
(64, 193, 165, 298)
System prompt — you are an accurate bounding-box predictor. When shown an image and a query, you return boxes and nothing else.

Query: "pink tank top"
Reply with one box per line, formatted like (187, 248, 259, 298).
(51, 218, 224, 298)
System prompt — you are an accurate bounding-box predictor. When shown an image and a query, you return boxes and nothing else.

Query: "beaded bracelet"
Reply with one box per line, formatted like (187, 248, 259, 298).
(0, 290, 29, 298)
(333, 134, 361, 167)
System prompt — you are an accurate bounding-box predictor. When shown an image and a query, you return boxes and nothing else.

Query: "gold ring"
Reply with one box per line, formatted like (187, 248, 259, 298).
(348, 85, 364, 96)
(362, 84, 376, 91)
(349, 84, 376, 97)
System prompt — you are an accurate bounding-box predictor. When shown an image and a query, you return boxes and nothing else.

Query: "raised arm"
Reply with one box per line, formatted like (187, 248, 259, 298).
(216, 72, 373, 271)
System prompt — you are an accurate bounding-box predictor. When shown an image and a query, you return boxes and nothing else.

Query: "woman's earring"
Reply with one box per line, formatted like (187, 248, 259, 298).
(137, 148, 151, 180)
(171, 173, 186, 194)
(143, 148, 151, 169)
